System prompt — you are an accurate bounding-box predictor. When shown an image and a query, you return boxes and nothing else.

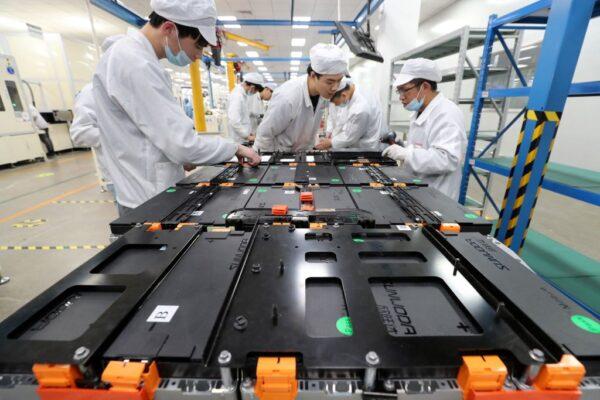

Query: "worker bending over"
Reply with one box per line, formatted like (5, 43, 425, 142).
(253, 43, 348, 152)
(383, 58, 466, 200)
(228, 72, 264, 143)
(248, 82, 277, 133)
(315, 78, 382, 150)
(93, 0, 259, 215)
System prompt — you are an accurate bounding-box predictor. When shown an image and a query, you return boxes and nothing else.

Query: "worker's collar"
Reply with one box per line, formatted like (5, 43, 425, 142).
(128, 28, 160, 63)
(303, 75, 316, 108)
(413, 92, 443, 125)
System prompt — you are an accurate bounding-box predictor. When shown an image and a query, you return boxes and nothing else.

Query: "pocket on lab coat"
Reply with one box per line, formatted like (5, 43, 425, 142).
(155, 161, 184, 192)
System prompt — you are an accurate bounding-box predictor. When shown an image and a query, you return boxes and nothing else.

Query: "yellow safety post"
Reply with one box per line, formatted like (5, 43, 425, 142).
(189, 59, 206, 132)
(226, 53, 237, 92)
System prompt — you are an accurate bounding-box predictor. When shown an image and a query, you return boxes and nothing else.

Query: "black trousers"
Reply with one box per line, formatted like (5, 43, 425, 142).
(38, 129, 55, 156)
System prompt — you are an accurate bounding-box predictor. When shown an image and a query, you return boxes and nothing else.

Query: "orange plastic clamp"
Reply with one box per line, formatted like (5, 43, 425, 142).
(393, 182, 407, 187)
(372, 163, 381, 167)
(440, 223, 461, 234)
(352, 163, 364, 167)
(146, 223, 162, 232)
(369, 182, 384, 188)
(283, 182, 297, 188)
(300, 192, 314, 203)
(289, 162, 298, 167)
(308, 163, 316, 166)
(219, 182, 234, 187)
(309, 222, 326, 229)
(195, 182, 210, 187)
(33, 364, 82, 388)
(457, 355, 507, 393)
(255, 357, 297, 400)
(175, 223, 197, 231)
(301, 205, 315, 211)
(272, 205, 289, 216)
(534, 355, 586, 391)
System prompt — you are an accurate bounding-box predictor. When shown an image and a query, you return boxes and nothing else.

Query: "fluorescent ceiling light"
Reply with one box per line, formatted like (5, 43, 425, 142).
(218, 16, 237, 21)
(293, 16, 311, 22)
(291, 38, 306, 47)
(290, 60, 300, 65)
(165, 68, 174, 72)
(290, 66, 299, 72)
(224, 24, 241, 29)
(258, 67, 268, 72)
(290, 51, 302, 58)
(292, 24, 309, 29)
(246, 51, 260, 58)
(253, 60, 264, 66)
(237, 41, 248, 47)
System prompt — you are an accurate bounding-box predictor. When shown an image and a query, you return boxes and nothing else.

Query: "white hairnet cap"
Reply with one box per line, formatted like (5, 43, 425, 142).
(337, 77, 353, 92)
(150, 0, 218, 46)
(393, 58, 442, 87)
(309, 43, 348, 75)
(101, 34, 125, 52)
(264, 82, 278, 91)
(243, 72, 265, 86)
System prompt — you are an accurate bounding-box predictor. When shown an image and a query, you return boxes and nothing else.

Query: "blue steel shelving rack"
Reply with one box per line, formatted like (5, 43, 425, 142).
(458, 0, 600, 254)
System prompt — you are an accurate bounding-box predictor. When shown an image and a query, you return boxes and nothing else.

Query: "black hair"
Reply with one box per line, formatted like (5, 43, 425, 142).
(331, 83, 351, 101)
(148, 11, 209, 48)
(411, 78, 437, 91)
(244, 81, 264, 92)
(306, 64, 322, 79)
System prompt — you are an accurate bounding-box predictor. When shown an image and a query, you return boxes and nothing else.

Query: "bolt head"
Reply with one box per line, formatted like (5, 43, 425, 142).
(529, 349, 545, 363)
(73, 346, 90, 361)
(218, 350, 232, 365)
(366, 351, 380, 365)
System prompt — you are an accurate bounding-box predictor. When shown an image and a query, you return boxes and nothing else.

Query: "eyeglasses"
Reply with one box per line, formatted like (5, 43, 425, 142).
(396, 84, 418, 96)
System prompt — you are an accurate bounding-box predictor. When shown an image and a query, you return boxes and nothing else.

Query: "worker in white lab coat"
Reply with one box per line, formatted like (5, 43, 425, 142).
(227, 72, 264, 143)
(382, 58, 466, 200)
(324, 102, 346, 139)
(315, 78, 382, 150)
(70, 35, 124, 201)
(253, 43, 348, 152)
(248, 82, 277, 132)
(93, 0, 260, 215)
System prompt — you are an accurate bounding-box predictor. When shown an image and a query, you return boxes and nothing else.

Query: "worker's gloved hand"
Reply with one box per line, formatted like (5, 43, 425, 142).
(382, 143, 408, 161)
(236, 144, 261, 167)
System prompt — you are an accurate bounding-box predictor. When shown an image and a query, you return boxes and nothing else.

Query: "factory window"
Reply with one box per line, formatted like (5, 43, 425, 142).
(5, 81, 23, 112)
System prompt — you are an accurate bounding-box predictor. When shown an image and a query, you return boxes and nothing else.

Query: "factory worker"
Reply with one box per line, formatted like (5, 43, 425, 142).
(228, 72, 264, 143)
(248, 81, 277, 132)
(315, 78, 382, 150)
(253, 43, 348, 152)
(93, 0, 260, 215)
(382, 58, 466, 200)
(324, 102, 347, 139)
(70, 35, 124, 202)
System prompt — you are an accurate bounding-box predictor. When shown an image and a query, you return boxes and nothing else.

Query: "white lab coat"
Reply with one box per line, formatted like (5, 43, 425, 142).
(29, 104, 48, 131)
(402, 93, 466, 200)
(254, 75, 328, 152)
(331, 87, 382, 150)
(93, 29, 238, 208)
(325, 103, 347, 138)
(70, 83, 112, 184)
(227, 84, 252, 143)
(247, 93, 265, 133)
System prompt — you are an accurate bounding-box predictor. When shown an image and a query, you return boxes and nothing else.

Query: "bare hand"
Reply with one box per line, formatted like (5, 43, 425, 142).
(247, 134, 256, 142)
(183, 163, 196, 172)
(315, 138, 332, 150)
(235, 144, 261, 167)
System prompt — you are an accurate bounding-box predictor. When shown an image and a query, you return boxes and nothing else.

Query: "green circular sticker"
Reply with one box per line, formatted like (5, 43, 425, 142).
(339, 166, 346, 170)
(166, 188, 176, 193)
(571, 315, 600, 334)
(412, 179, 422, 183)
(464, 213, 478, 219)
(249, 178, 258, 183)
(336, 316, 354, 336)
(331, 178, 341, 183)
(258, 188, 268, 193)
(353, 238, 365, 243)
(352, 188, 362, 193)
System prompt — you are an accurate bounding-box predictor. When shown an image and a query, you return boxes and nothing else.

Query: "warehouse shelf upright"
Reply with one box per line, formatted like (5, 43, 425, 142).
(458, 0, 600, 254)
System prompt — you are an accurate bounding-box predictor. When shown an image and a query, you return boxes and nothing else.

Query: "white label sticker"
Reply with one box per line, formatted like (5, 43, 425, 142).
(396, 225, 411, 231)
(243, 189, 250, 195)
(290, 167, 296, 170)
(147, 305, 179, 323)
(261, 155, 271, 162)
(191, 211, 204, 216)
(284, 190, 295, 194)
(281, 158, 295, 162)
(306, 156, 315, 162)
(432, 210, 442, 217)
(309, 177, 317, 181)
(380, 190, 390, 195)
(189, 191, 196, 195)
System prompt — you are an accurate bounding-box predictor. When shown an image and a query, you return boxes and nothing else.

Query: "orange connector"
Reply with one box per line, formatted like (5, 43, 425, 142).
(352, 162, 364, 167)
(146, 223, 162, 232)
(195, 182, 210, 187)
(219, 182, 234, 187)
(255, 357, 297, 400)
(458, 356, 507, 394)
(534, 355, 585, 391)
(393, 182, 407, 187)
(439, 223, 460, 234)
(308, 162, 316, 166)
(272, 204, 289, 216)
(300, 192, 314, 203)
(34, 361, 160, 400)
(369, 182, 384, 188)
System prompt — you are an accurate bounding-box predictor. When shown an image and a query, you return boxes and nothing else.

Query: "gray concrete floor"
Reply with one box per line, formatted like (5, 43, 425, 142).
(0, 151, 117, 321)
(0, 152, 598, 324)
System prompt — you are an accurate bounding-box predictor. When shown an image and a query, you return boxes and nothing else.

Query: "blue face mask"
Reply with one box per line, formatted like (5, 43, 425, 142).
(404, 85, 424, 112)
(165, 29, 192, 67)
